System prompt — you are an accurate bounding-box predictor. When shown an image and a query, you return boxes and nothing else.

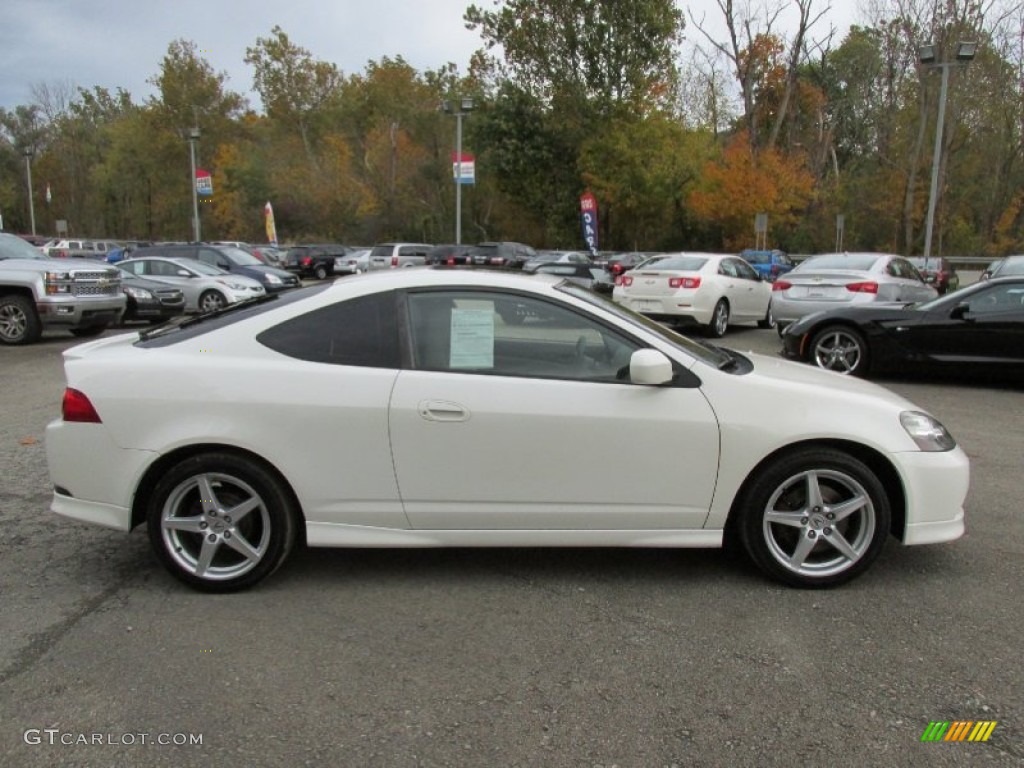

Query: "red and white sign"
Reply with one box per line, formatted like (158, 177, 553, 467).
(195, 169, 213, 197)
(451, 152, 475, 185)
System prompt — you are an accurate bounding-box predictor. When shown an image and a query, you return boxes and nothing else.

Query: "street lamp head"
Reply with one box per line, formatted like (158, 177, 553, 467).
(919, 44, 937, 64)
(189, 127, 201, 141)
(23, 147, 34, 158)
(440, 99, 453, 114)
(956, 42, 978, 61)
(460, 97, 475, 112)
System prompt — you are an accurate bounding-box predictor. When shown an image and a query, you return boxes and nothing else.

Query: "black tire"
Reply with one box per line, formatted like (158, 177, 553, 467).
(0, 294, 43, 345)
(757, 303, 776, 329)
(314, 264, 329, 280)
(70, 325, 108, 338)
(146, 452, 298, 592)
(198, 290, 227, 313)
(736, 448, 890, 588)
(809, 325, 869, 376)
(706, 299, 729, 338)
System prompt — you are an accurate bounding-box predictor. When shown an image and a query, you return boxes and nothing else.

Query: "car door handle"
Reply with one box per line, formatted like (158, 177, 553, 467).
(419, 400, 470, 422)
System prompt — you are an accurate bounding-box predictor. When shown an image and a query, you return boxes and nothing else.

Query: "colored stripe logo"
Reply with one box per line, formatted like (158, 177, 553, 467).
(921, 721, 997, 742)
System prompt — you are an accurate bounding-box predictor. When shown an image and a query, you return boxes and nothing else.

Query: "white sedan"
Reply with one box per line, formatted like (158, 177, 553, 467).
(612, 252, 773, 336)
(46, 270, 968, 592)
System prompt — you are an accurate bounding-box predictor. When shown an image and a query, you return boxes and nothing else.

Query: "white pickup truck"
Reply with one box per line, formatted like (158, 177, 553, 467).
(0, 232, 126, 345)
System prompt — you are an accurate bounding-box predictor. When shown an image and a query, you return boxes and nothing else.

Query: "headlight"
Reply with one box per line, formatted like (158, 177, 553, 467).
(265, 274, 282, 285)
(218, 280, 250, 291)
(900, 411, 956, 451)
(123, 286, 153, 299)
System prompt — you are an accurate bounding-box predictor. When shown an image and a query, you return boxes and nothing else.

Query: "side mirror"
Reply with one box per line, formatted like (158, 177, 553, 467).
(176, 269, 192, 277)
(629, 349, 674, 386)
(950, 302, 971, 321)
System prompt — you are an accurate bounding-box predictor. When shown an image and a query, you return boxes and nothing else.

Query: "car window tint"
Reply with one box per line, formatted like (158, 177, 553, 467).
(257, 292, 400, 368)
(406, 290, 640, 383)
(965, 285, 1024, 315)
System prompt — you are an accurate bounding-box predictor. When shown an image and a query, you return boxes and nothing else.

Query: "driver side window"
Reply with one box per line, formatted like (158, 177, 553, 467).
(406, 291, 641, 383)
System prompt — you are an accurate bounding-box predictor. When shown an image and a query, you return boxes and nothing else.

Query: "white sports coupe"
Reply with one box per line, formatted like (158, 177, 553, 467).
(46, 269, 969, 591)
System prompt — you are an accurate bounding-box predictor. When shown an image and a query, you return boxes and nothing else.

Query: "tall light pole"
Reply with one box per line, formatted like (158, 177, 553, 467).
(919, 41, 976, 268)
(441, 97, 475, 244)
(23, 148, 36, 236)
(188, 126, 201, 242)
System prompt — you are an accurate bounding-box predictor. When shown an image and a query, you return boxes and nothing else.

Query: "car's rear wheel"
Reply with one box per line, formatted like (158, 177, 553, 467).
(0, 295, 42, 345)
(707, 299, 729, 338)
(198, 290, 227, 313)
(314, 264, 329, 280)
(757, 303, 776, 329)
(146, 453, 298, 592)
(810, 325, 869, 376)
(737, 449, 890, 588)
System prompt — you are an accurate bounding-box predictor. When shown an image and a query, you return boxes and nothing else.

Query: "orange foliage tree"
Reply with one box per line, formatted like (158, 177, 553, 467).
(687, 131, 814, 250)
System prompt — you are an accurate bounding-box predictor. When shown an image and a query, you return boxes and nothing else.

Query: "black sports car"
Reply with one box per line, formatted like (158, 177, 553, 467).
(780, 277, 1024, 380)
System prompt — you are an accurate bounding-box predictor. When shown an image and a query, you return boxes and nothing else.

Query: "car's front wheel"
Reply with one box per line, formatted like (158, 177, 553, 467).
(810, 325, 869, 376)
(0, 294, 42, 345)
(146, 453, 298, 592)
(737, 448, 890, 588)
(314, 264, 329, 280)
(198, 290, 227, 313)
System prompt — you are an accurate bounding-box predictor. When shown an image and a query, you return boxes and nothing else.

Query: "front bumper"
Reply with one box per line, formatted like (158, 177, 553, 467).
(895, 446, 970, 545)
(36, 296, 126, 327)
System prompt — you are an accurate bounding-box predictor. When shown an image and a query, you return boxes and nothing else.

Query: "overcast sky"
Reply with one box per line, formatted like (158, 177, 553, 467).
(0, 0, 864, 113)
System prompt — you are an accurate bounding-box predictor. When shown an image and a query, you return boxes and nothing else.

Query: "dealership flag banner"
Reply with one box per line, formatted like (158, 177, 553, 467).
(580, 191, 599, 253)
(195, 169, 213, 197)
(264, 201, 277, 245)
(451, 152, 475, 185)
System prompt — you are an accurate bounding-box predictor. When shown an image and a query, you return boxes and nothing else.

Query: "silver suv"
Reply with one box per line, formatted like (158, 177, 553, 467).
(368, 242, 433, 270)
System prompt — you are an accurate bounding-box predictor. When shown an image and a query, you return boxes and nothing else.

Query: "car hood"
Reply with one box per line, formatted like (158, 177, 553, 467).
(786, 304, 924, 334)
(2, 256, 119, 271)
(737, 349, 917, 409)
(240, 265, 294, 279)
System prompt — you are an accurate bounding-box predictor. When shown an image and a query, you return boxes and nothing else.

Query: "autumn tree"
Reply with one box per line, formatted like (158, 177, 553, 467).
(687, 131, 815, 250)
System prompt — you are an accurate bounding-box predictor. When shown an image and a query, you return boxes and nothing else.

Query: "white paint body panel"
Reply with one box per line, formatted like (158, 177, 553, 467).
(45, 269, 968, 555)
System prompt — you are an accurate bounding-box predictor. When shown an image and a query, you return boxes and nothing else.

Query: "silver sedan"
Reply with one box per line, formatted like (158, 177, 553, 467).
(772, 252, 937, 332)
(118, 256, 265, 312)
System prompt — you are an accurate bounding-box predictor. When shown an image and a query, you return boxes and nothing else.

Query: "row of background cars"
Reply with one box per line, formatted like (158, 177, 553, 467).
(14, 233, 1022, 384)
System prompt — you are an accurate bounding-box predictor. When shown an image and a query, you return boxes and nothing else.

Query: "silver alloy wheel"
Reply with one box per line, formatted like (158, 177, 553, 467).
(159, 472, 272, 582)
(812, 329, 863, 373)
(0, 303, 28, 341)
(715, 302, 729, 336)
(199, 291, 226, 312)
(761, 468, 876, 579)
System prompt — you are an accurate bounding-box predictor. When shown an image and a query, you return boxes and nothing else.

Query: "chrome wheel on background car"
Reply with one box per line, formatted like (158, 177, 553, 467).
(707, 300, 730, 338)
(0, 295, 42, 345)
(810, 326, 868, 376)
(147, 453, 297, 591)
(757, 304, 776, 329)
(738, 449, 890, 587)
(198, 290, 227, 313)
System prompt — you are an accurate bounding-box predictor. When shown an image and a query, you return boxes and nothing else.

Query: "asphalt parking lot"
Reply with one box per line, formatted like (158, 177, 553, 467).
(0, 321, 1021, 767)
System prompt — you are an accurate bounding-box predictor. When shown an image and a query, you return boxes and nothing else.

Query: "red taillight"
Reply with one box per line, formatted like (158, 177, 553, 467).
(62, 388, 102, 423)
(391, 256, 398, 267)
(446, 256, 455, 265)
(610, 263, 624, 275)
(669, 277, 701, 289)
(621, 276, 633, 287)
(770, 264, 780, 276)
(845, 281, 879, 294)
(772, 280, 792, 292)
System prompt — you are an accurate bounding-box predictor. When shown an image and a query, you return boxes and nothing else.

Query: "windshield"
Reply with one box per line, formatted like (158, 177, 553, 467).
(796, 253, 880, 271)
(0, 233, 47, 260)
(556, 281, 731, 368)
(220, 246, 263, 266)
(636, 256, 708, 272)
(180, 260, 228, 276)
